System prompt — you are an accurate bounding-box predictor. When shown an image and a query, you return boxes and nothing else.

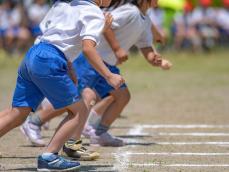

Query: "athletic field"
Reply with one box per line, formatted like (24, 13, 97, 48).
(0, 50, 229, 172)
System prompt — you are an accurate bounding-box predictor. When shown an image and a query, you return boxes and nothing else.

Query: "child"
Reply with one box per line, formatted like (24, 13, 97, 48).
(21, 0, 171, 154)
(78, 0, 172, 147)
(0, 0, 124, 171)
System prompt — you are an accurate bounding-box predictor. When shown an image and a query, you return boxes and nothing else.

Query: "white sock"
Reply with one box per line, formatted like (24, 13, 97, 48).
(87, 109, 102, 129)
(41, 153, 54, 158)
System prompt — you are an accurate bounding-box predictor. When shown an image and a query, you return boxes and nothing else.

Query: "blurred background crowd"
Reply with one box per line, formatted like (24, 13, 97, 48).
(0, 0, 228, 55)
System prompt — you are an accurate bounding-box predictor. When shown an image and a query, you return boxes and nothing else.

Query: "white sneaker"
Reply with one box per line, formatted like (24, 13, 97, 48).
(42, 121, 50, 130)
(82, 125, 96, 139)
(20, 119, 46, 147)
(90, 132, 125, 147)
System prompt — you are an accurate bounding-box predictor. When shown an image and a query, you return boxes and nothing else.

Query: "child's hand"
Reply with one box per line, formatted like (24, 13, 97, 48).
(161, 59, 172, 70)
(150, 53, 162, 67)
(103, 12, 113, 32)
(106, 73, 125, 90)
(115, 48, 128, 65)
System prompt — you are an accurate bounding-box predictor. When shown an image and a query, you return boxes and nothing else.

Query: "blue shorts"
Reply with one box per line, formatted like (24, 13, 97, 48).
(73, 53, 127, 98)
(12, 42, 80, 111)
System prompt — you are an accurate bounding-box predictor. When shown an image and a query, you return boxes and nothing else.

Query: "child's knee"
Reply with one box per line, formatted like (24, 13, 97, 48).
(82, 88, 97, 109)
(122, 89, 131, 105)
(66, 100, 88, 117)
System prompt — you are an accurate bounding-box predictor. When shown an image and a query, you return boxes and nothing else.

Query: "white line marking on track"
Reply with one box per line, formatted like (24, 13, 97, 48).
(114, 152, 229, 156)
(141, 124, 229, 129)
(113, 125, 143, 171)
(153, 132, 229, 136)
(127, 125, 147, 136)
(131, 163, 229, 167)
(113, 149, 131, 171)
(154, 142, 229, 145)
(114, 124, 229, 170)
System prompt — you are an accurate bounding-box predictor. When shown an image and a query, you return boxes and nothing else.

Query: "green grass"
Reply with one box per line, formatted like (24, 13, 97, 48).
(0, 50, 229, 120)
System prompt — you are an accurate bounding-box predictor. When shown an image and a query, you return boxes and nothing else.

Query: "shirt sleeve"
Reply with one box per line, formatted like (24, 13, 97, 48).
(135, 17, 153, 49)
(111, 5, 139, 30)
(80, 9, 105, 45)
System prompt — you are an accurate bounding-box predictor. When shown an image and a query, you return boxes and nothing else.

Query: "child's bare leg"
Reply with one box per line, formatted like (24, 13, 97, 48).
(87, 95, 114, 128)
(38, 101, 66, 124)
(70, 88, 96, 140)
(93, 95, 114, 116)
(100, 88, 130, 127)
(0, 107, 31, 137)
(0, 108, 11, 118)
(90, 88, 130, 146)
(45, 100, 88, 153)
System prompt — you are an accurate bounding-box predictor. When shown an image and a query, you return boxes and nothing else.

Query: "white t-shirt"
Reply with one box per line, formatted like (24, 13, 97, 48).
(216, 9, 229, 30)
(98, 3, 153, 66)
(174, 11, 193, 27)
(36, 0, 105, 62)
(28, 3, 50, 24)
(147, 8, 164, 29)
(191, 7, 216, 24)
(0, 7, 21, 29)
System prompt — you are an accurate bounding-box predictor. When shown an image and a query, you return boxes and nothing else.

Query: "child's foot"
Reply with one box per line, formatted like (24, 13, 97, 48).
(20, 119, 45, 147)
(90, 132, 125, 147)
(82, 125, 96, 139)
(37, 153, 80, 171)
(42, 121, 50, 130)
(62, 140, 100, 161)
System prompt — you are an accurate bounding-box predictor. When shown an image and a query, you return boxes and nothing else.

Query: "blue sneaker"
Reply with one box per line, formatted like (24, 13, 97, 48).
(37, 153, 80, 171)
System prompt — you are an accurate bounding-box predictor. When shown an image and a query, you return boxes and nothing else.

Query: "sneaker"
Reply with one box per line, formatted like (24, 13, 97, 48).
(90, 132, 125, 147)
(20, 118, 45, 147)
(37, 153, 80, 172)
(82, 125, 96, 139)
(62, 140, 100, 161)
(42, 121, 50, 130)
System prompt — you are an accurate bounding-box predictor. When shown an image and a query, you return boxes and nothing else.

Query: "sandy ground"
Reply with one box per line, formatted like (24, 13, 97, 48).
(1, 53, 229, 171)
(1, 111, 229, 172)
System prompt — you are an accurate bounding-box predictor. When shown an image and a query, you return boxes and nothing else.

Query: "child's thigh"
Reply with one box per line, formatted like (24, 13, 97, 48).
(12, 72, 44, 112)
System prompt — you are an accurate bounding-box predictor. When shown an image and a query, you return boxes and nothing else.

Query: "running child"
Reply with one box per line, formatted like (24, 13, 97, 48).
(79, 0, 172, 147)
(0, 0, 124, 171)
(20, 0, 171, 153)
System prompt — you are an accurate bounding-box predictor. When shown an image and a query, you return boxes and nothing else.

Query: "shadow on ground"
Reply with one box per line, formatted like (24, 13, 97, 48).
(1, 164, 117, 172)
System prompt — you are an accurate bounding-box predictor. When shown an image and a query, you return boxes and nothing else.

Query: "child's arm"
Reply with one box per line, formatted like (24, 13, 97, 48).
(82, 39, 125, 89)
(140, 47, 172, 70)
(103, 13, 128, 65)
(151, 23, 166, 45)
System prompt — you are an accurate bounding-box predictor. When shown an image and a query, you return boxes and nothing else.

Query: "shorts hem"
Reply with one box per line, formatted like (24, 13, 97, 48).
(51, 96, 81, 110)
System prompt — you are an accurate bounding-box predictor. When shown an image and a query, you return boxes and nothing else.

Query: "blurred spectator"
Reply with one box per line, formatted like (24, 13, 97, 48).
(0, 0, 228, 55)
(27, 0, 49, 37)
(23, 0, 34, 9)
(191, 0, 219, 51)
(173, 1, 197, 51)
(0, 0, 30, 54)
(147, 7, 168, 44)
(216, 0, 229, 44)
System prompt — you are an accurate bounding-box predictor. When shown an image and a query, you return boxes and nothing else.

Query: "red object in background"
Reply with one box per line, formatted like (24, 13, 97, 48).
(199, 0, 212, 7)
(223, 0, 229, 7)
(184, 0, 193, 12)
